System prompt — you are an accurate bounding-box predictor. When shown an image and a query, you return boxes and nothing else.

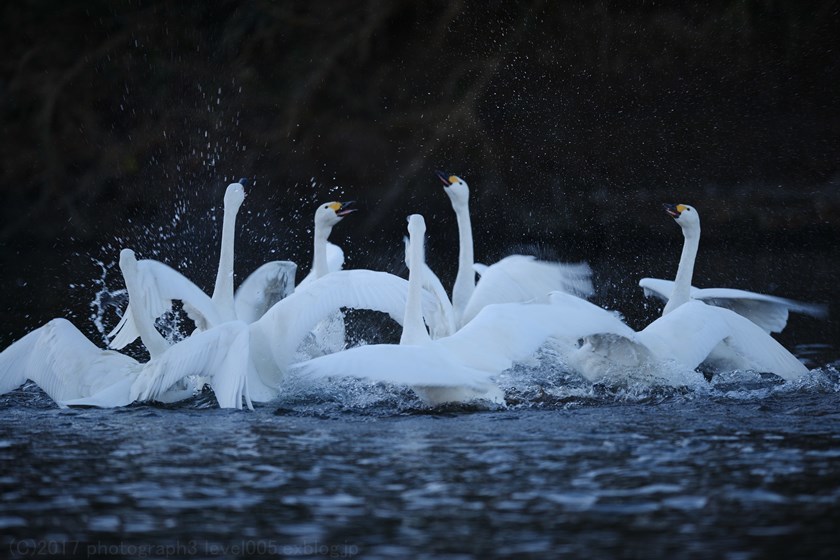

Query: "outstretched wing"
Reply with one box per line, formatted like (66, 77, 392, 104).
(461, 255, 594, 327)
(109, 258, 222, 353)
(703, 306, 809, 379)
(696, 287, 827, 334)
(234, 260, 298, 323)
(253, 270, 433, 373)
(292, 343, 494, 389)
(0, 318, 139, 406)
(639, 277, 828, 333)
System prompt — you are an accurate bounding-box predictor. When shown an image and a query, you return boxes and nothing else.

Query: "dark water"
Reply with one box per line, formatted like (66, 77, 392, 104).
(2, 364, 840, 559)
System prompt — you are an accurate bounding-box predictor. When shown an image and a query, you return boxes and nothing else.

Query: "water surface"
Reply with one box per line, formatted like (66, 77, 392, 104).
(2, 366, 839, 559)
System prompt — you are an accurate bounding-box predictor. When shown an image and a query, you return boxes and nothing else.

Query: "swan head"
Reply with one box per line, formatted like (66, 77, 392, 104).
(663, 203, 700, 232)
(407, 213, 426, 238)
(435, 171, 469, 207)
(118, 248, 138, 273)
(315, 201, 357, 228)
(224, 180, 246, 211)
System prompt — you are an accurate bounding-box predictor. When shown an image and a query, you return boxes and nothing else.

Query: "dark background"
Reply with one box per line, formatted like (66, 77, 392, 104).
(1, 1, 838, 358)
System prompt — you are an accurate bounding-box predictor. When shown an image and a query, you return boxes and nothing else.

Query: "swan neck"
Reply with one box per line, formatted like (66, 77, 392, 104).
(664, 226, 700, 314)
(312, 222, 331, 279)
(120, 261, 169, 358)
(451, 202, 475, 321)
(401, 229, 431, 345)
(212, 205, 237, 319)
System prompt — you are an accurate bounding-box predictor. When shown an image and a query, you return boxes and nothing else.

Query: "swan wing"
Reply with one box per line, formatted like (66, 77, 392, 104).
(130, 321, 252, 409)
(292, 343, 494, 389)
(234, 260, 298, 323)
(702, 306, 809, 379)
(421, 262, 457, 339)
(696, 287, 828, 333)
(252, 269, 431, 373)
(441, 294, 634, 374)
(636, 301, 732, 369)
(638, 277, 687, 303)
(109, 259, 223, 351)
(639, 277, 828, 333)
(461, 255, 594, 327)
(326, 242, 345, 273)
(0, 318, 139, 405)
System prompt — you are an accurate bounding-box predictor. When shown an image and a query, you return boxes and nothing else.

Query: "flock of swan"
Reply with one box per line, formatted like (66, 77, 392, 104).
(0, 174, 828, 410)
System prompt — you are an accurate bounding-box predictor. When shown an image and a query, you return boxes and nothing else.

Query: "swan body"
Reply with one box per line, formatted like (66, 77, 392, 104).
(546, 292, 809, 384)
(641, 203, 827, 332)
(435, 172, 594, 330)
(294, 214, 594, 406)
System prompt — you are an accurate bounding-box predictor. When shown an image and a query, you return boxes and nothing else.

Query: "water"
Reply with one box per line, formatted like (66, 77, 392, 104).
(2, 366, 839, 559)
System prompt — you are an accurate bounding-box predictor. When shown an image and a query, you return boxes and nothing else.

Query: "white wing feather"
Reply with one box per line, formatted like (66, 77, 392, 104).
(460, 255, 594, 327)
(292, 343, 494, 389)
(251, 269, 434, 377)
(130, 321, 253, 409)
(0, 318, 139, 405)
(234, 260, 297, 323)
(639, 277, 828, 333)
(109, 259, 223, 350)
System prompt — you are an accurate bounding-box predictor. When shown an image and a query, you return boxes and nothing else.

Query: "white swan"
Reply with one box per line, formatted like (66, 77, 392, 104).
(293, 214, 597, 406)
(298, 201, 356, 287)
(0, 251, 254, 410)
(546, 291, 809, 384)
(294, 201, 357, 356)
(639, 203, 827, 332)
(434, 171, 594, 330)
(0, 317, 252, 409)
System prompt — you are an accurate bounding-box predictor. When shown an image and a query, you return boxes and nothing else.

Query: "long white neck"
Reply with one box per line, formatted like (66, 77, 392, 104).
(663, 225, 700, 315)
(119, 251, 170, 359)
(451, 201, 475, 324)
(211, 203, 238, 321)
(401, 226, 431, 345)
(312, 221, 332, 280)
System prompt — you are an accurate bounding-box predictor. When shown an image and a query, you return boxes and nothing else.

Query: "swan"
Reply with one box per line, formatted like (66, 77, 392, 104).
(434, 171, 594, 330)
(292, 201, 357, 357)
(297, 201, 356, 287)
(546, 291, 809, 384)
(293, 214, 599, 406)
(639, 203, 827, 333)
(0, 250, 254, 409)
(0, 317, 252, 409)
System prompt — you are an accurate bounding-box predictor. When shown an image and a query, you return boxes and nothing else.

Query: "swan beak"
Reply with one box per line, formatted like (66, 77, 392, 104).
(435, 170, 451, 186)
(237, 177, 249, 187)
(336, 201, 357, 217)
(663, 203, 683, 218)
